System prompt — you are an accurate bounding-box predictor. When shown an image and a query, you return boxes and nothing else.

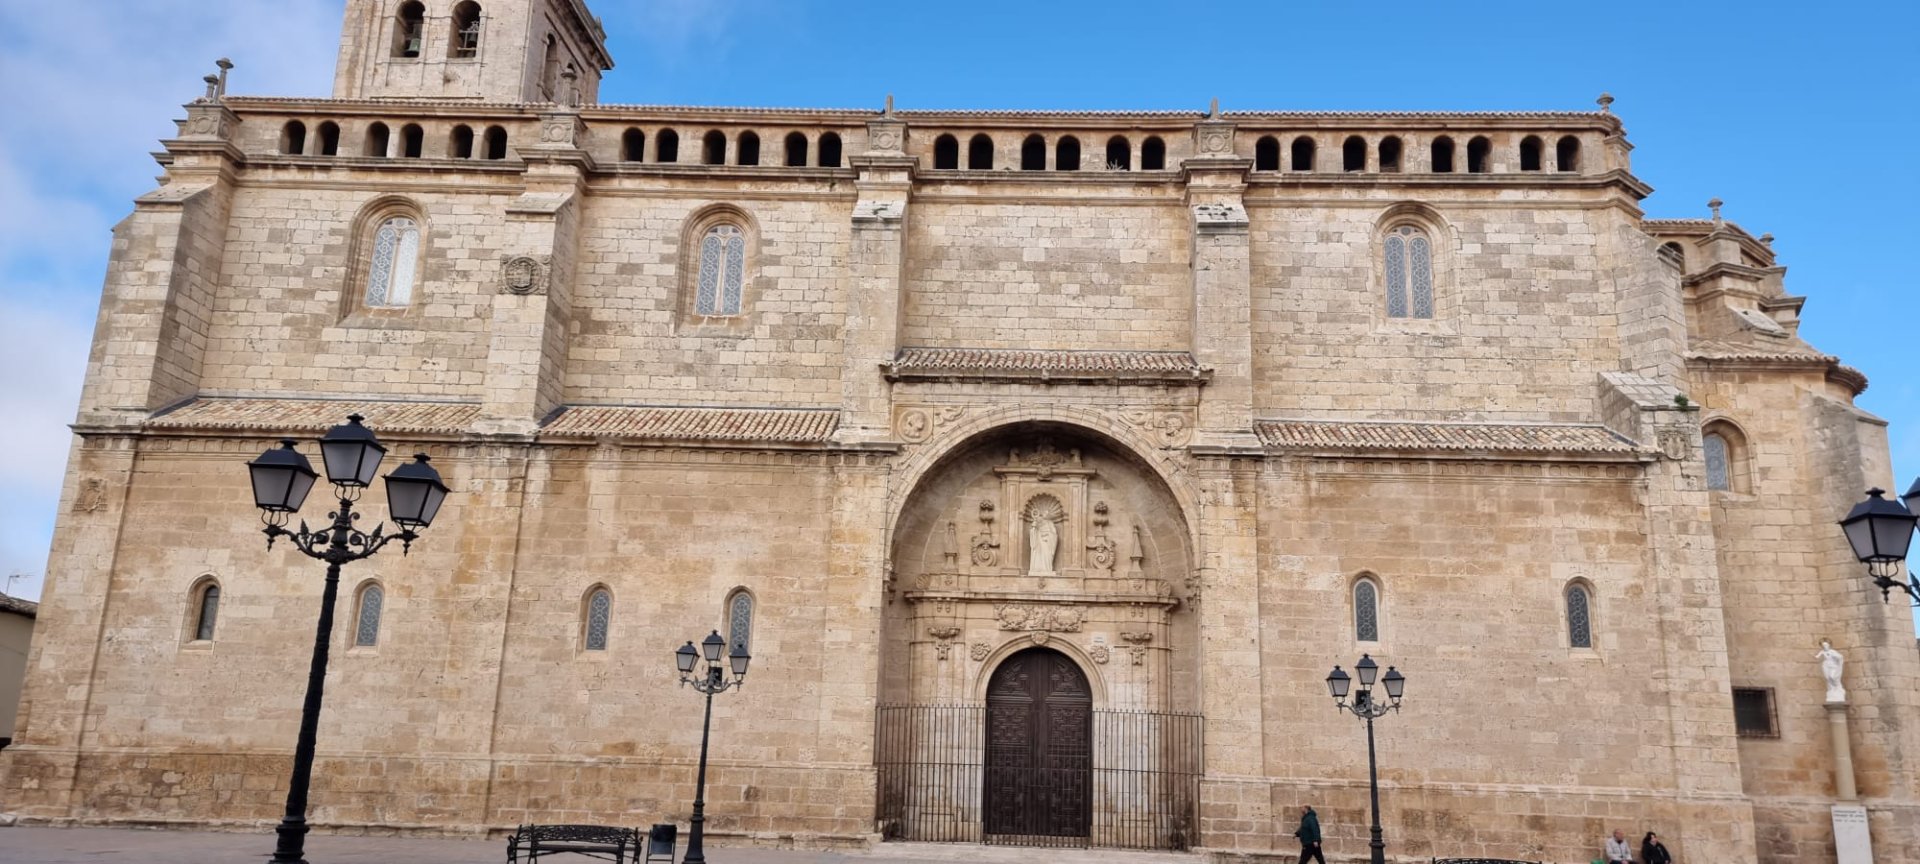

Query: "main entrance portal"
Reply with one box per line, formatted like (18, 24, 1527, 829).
(984, 648, 1092, 841)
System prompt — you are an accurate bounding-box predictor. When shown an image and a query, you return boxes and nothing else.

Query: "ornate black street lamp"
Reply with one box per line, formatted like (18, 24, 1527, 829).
(247, 415, 450, 864)
(1325, 654, 1406, 864)
(674, 630, 750, 864)
(1839, 483, 1920, 603)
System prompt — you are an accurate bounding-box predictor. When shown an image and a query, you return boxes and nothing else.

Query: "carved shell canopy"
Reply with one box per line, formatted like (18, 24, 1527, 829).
(890, 422, 1191, 585)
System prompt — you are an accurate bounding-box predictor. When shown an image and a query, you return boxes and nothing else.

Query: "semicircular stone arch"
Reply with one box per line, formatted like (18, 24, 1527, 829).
(881, 419, 1198, 714)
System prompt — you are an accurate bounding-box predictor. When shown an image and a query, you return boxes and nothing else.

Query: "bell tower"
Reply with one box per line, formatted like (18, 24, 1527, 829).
(332, 0, 613, 103)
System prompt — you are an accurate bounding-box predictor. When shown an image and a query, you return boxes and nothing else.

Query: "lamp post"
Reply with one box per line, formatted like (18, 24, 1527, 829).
(246, 415, 450, 864)
(674, 630, 750, 864)
(1838, 482, 1920, 603)
(1325, 654, 1406, 864)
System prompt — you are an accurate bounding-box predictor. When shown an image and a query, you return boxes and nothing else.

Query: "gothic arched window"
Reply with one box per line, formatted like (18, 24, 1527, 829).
(695, 224, 747, 316)
(354, 583, 384, 647)
(1353, 578, 1380, 643)
(1384, 224, 1434, 319)
(584, 587, 612, 651)
(365, 216, 421, 308)
(727, 591, 754, 654)
(1565, 584, 1593, 649)
(1704, 432, 1732, 492)
(190, 579, 221, 642)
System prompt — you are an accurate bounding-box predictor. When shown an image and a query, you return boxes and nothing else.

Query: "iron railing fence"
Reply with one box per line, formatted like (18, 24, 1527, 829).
(874, 704, 1203, 851)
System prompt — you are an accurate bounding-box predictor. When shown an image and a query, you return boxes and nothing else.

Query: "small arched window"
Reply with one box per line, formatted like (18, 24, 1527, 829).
(1140, 136, 1166, 170)
(968, 134, 994, 169)
(695, 223, 747, 316)
(583, 587, 612, 651)
(1467, 136, 1491, 173)
(190, 579, 220, 642)
(1556, 135, 1580, 172)
(1021, 134, 1046, 171)
(702, 130, 726, 165)
(1702, 421, 1750, 493)
(737, 131, 760, 166)
(933, 134, 959, 170)
(1290, 136, 1315, 171)
(784, 132, 808, 167)
(621, 128, 644, 162)
(281, 121, 307, 156)
(1105, 135, 1131, 171)
(451, 124, 475, 159)
(1520, 135, 1544, 171)
(1430, 136, 1455, 173)
(366, 122, 391, 158)
(317, 121, 341, 156)
(1342, 135, 1366, 172)
(817, 132, 842, 167)
(1353, 578, 1380, 643)
(1254, 136, 1280, 171)
(392, 1, 425, 58)
(483, 125, 508, 160)
(727, 591, 754, 654)
(365, 216, 421, 308)
(657, 129, 680, 163)
(353, 583, 384, 647)
(1056, 136, 1081, 171)
(400, 123, 424, 158)
(450, 2, 482, 58)
(1383, 224, 1434, 319)
(1379, 136, 1402, 173)
(1565, 583, 1593, 649)
(540, 34, 560, 100)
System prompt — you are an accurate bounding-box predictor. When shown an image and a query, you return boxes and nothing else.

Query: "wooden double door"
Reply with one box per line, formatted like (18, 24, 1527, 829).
(983, 648, 1093, 839)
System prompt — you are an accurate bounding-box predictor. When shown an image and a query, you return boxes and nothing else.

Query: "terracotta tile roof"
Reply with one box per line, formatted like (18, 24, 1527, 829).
(0, 593, 39, 617)
(1256, 420, 1640, 453)
(541, 406, 839, 443)
(1689, 339, 1835, 363)
(147, 398, 480, 434)
(886, 348, 1210, 384)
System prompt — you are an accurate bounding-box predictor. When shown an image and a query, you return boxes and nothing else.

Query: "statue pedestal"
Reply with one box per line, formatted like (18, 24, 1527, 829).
(1831, 804, 1873, 864)
(1827, 701, 1858, 801)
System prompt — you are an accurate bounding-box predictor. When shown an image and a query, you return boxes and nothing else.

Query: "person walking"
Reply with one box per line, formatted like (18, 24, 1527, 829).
(1292, 804, 1325, 864)
(1604, 828, 1634, 864)
(1640, 831, 1672, 864)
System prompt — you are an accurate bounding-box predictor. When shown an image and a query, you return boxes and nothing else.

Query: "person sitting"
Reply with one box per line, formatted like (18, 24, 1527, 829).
(1641, 831, 1672, 864)
(1605, 828, 1634, 864)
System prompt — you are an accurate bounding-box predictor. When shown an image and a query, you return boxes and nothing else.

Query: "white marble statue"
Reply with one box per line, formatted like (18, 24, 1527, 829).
(1029, 517, 1058, 575)
(1818, 640, 1847, 703)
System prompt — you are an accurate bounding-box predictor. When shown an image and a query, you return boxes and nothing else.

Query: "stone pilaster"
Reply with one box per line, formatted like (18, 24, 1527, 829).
(1192, 455, 1264, 846)
(1183, 111, 1259, 451)
(476, 109, 588, 435)
(817, 457, 891, 783)
(832, 111, 912, 445)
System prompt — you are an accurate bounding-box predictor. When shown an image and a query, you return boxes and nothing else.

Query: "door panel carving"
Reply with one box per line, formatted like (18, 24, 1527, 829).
(984, 648, 1092, 838)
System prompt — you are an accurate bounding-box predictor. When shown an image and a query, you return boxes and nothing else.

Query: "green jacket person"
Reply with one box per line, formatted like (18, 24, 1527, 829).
(1293, 805, 1325, 864)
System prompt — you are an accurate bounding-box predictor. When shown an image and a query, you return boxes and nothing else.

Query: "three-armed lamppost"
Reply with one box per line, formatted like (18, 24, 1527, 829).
(246, 415, 451, 864)
(1325, 654, 1407, 864)
(674, 630, 751, 864)
(1838, 481, 1920, 603)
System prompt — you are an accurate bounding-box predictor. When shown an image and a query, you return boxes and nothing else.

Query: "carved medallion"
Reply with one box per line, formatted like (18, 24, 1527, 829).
(500, 255, 548, 295)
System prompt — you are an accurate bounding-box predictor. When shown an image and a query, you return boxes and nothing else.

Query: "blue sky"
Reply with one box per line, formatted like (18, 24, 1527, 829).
(0, 0, 1915, 600)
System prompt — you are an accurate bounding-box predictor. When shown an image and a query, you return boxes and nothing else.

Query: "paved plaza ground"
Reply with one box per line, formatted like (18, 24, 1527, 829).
(0, 826, 1205, 864)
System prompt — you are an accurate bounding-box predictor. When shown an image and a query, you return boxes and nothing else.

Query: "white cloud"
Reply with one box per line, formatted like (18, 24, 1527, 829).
(0, 1, 340, 599)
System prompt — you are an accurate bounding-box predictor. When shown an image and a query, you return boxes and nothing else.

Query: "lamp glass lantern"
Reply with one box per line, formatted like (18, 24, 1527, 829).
(1326, 666, 1351, 700)
(248, 440, 318, 514)
(1839, 488, 1917, 565)
(384, 454, 449, 530)
(1382, 666, 1406, 701)
(729, 644, 751, 679)
(675, 642, 699, 675)
(1355, 653, 1379, 687)
(318, 414, 388, 488)
(1903, 478, 1920, 524)
(701, 631, 726, 663)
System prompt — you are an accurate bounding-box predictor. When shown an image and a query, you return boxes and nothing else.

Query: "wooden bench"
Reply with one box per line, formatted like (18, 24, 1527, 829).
(506, 824, 642, 863)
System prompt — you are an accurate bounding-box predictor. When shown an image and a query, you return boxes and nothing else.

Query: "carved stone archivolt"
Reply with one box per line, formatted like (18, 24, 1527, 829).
(499, 255, 550, 295)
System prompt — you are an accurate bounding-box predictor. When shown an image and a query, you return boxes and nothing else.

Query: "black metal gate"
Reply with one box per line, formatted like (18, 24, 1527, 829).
(874, 704, 1203, 850)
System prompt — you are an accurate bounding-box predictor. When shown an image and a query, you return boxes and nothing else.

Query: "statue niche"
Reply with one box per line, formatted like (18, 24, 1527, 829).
(1024, 495, 1067, 576)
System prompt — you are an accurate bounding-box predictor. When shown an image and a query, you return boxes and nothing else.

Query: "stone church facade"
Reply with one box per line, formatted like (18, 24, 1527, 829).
(4, 1, 1916, 861)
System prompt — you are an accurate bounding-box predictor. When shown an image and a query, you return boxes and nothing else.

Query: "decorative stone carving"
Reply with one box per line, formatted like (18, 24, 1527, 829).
(896, 405, 963, 443)
(500, 255, 549, 295)
(970, 643, 990, 661)
(1657, 428, 1690, 461)
(1091, 645, 1110, 665)
(970, 500, 1000, 567)
(1087, 501, 1117, 574)
(929, 626, 962, 661)
(1030, 631, 1050, 646)
(1819, 640, 1846, 703)
(1008, 442, 1082, 478)
(1121, 630, 1153, 665)
(943, 522, 959, 569)
(74, 478, 106, 513)
(1023, 495, 1066, 575)
(1128, 524, 1147, 575)
(995, 604, 1085, 632)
